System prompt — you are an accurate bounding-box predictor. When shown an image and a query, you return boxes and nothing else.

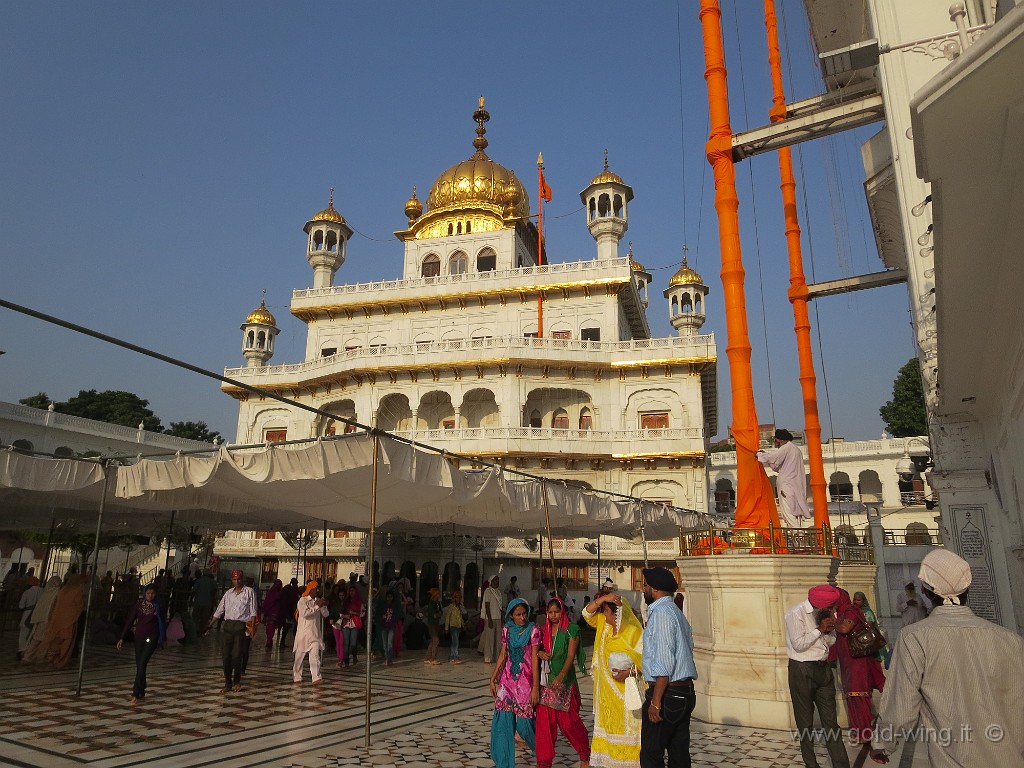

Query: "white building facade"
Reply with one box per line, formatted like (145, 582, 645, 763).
(216, 103, 718, 598)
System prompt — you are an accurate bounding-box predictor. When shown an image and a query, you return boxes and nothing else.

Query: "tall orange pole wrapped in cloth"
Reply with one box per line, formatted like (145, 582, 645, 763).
(764, 0, 829, 531)
(537, 153, 552, 337)
(699, 0, 781, 536)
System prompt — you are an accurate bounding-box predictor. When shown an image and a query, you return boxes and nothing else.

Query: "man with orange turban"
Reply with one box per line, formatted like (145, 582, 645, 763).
(207, 570, 258, 693)
(293, 580, 329, 685)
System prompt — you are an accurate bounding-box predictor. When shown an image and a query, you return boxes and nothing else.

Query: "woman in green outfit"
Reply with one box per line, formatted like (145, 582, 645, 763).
(536, 596, 590, 768)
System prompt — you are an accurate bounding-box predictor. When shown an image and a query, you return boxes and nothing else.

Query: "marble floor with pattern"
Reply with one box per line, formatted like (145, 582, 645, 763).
(0, 629, 920, 768)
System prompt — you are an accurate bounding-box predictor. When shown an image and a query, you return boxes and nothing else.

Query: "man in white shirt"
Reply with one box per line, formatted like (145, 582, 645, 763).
(785, 584, 850, 768)
(207, 569, 258, 693)
(757, 428, 811, 528)
(481, 575, 503, 664)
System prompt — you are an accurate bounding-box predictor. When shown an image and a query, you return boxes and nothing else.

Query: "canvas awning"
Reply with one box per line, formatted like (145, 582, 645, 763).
(1, 434, 704, 538)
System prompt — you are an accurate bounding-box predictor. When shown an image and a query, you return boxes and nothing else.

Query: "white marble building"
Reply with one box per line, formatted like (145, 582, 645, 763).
(216, 102, 718, 595)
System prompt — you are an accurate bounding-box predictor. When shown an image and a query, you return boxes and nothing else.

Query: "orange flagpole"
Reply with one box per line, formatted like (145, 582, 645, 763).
(537, 153, 545, 338)
(699, 0, 780, 535)
(764, 0, 829, 531)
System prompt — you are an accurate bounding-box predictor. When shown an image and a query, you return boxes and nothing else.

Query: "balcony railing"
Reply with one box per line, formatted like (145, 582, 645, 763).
(292, 257, 633, 301)
(225, 333, 716, 379)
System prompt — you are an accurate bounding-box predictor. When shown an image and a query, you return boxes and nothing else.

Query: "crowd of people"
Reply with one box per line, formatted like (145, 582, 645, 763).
(487, 566, 697, 768)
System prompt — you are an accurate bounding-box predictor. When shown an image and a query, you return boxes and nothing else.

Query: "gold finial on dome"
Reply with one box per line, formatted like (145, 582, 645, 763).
(245, 291, 277, 327)
(311, 187, 344, 223)
(472, 95, 490, 156)
(668, 245, 704, 286)
(591, 149, 626, 185)
(627, 241, 647, 272)
(404, 185, 423, 225)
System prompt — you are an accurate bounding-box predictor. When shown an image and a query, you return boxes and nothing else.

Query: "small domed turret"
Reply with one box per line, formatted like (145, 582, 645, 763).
(304, 188, 353, 289)
(663, 249, 709, 336)
(241, 294, 280, 368)
(579, 151, 634, 261)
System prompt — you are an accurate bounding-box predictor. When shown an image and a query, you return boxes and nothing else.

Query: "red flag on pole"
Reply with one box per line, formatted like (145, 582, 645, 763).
(539, 167, 552, 202)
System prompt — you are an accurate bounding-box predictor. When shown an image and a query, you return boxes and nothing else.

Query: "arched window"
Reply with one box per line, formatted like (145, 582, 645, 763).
(682, 293, 693, 313)
(613, 194, 623, 217)
(476, 248, 497, 272)
(421, 253, 440, 277)
(714, 478, 736, 515)
(579, 407, 592, 430)
(256, 330, 266, 349)
(312, 229, 324, 251)
(671, 296, 679, 316)
(598, 193, 611, 217)
(905, 522, 931, 545)
(247, 330, 255, 347)
(466, 221, 472, 233)
(588, 197, 597, 222)
(326, 231, 338, 252)
(552, 408, 569, 429)
(447, 223, 454, 236)
(696, 294, 702, 313)
(828, 472, 854, 502)
(449, 251, 468, 274)
(12, 439, 34, 455)
(529, 409, 542, 428)
(54, 446, 74, 458)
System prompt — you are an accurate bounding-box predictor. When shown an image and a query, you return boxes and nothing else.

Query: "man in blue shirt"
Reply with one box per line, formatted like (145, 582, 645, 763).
(641, 566, 697, 768)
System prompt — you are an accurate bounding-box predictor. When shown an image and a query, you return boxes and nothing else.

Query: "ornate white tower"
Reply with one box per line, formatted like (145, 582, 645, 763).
(579, 152, 634, 261)
(304, 189, 352, 289)
(240, 294, 280, 367)
(627, 242, 652, 309)
(664, 251, 709, 336)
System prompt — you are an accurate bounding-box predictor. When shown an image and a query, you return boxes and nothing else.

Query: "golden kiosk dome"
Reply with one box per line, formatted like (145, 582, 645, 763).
(244, 298, 277, 327)
(590, 155, 626, 186)
(422, 98, 530, 221)
(668, 254, 705, 287)
(311, 189, 345, 223)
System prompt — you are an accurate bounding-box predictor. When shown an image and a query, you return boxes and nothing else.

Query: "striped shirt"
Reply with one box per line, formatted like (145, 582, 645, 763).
(642, 595, 697, 682)
(212, 585, 258, 622)
(876, 605, 1024, 767)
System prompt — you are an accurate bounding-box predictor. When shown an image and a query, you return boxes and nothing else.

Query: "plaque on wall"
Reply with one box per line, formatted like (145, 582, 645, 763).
(948, 506, 999, 623)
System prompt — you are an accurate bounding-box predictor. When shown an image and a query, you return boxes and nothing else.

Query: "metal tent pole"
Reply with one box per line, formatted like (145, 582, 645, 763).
(363, 433, 380, 747)
(75, 462, 111, 696)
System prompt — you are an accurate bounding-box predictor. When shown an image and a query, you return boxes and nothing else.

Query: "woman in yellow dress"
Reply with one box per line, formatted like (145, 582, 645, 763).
(582, 591, 643, 768)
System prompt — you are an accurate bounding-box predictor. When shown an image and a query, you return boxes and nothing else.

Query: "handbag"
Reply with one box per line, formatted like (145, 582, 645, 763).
(848, 622, 886, 658)
(540, 681, 573, 711)
(624, 667, 646, 711)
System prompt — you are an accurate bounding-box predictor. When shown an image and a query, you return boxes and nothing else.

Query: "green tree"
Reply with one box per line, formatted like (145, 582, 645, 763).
(166, 420, 220, 443)
(19, 392, 52, 409)
(55, 390, 164, 432)
(880, 358, 928, 437)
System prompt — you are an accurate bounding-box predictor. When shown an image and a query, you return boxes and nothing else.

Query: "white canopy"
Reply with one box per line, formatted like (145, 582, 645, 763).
(1, 435, 704, 538)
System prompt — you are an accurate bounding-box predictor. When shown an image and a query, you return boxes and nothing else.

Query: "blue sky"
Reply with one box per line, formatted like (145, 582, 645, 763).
(0, 1, 914, 442)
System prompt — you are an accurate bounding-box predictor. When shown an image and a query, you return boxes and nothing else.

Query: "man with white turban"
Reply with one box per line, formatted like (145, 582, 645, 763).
(874, 549, 1024, 766)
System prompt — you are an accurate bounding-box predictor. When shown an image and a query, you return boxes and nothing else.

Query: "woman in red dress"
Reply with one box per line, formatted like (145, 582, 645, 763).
(833, 589, 887, 762)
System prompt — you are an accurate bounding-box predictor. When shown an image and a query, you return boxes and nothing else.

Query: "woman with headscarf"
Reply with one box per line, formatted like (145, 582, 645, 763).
(116, 583, 166, 704)
(341, 584, 363, 667)
(536, 596, 590, 768)
(21, 575, 61, 663)
(833, 588, 886, 750)
(38, 575, 87, 669)
(423, 587, 444, 665)
(262, 579, 283, 650)
(327, 583, 348, 668)
(293, 580, 328, 684)
(16, 575, 42, 661)
(582, 591, 643, 768)
(488, 597, 541, 768)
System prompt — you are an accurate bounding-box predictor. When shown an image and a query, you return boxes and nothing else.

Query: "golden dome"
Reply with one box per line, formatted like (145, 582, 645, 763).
(626, 242, 647, 273)
(590, 153, 626, 186)
(423, 98, 531, 220)
(245, 299, 277, 327)
(311, 188, 344, 223)
(404, 186, 423, 223)
(668, 254, 705, 287)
